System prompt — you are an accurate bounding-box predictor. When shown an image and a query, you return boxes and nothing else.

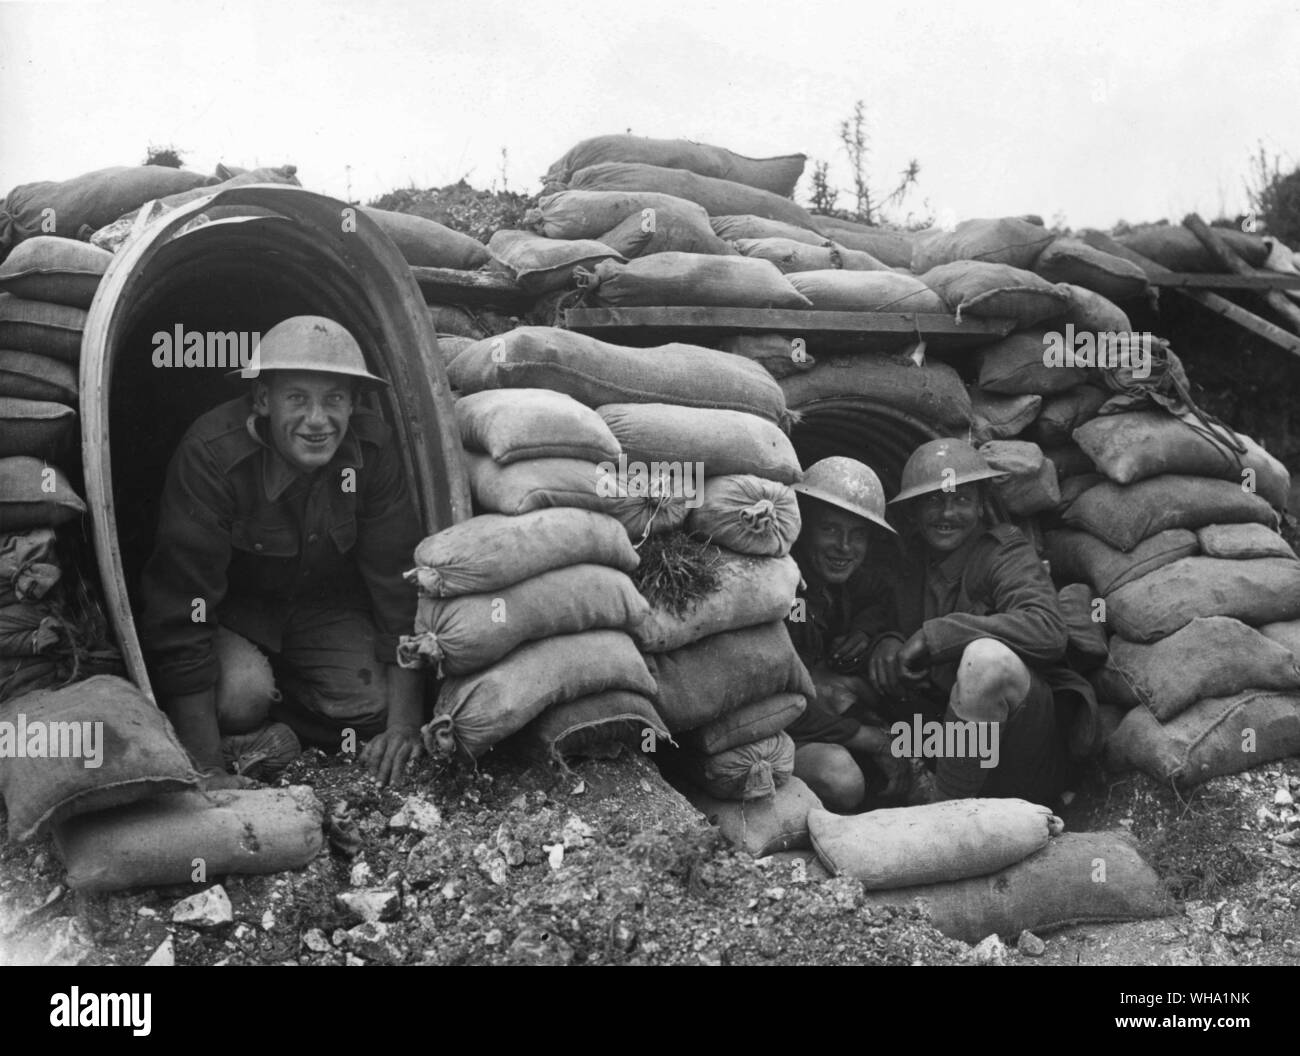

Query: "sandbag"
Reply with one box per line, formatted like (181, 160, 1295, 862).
(687, 775, 821, 857)
(810, 216, 914, 267)
(0, 528, 59, 606)
(1, 165, 213, 247)
(681, 692, 806, 755)
(54, 785, 323, 892)
(527, 190, 714, 241)
(1056, 282, 1133, 332)
(1045, 527, 1198, 596)
(566, 162, 816, 229)
(1259, 619, 1300, 659)
(692, 732, 795, 801)
(1097, 617, 1300, 720)
(1106, 556, 1300, 643)
(545, 135, 806, 197)
(1032, 238, 1150, 302)
(634, 553, 802, 653)
(732, 238, 886, 274)
(426, 303, 514, 341)
(359, 207, 490, 270)
(598, 403, 801, 484)
(711, 214, 827, 245)
(456, 388, 620, 465)
(1074, 411, 1290, 510)
(1107, 690, 1300, 787)
(858, 830, 1169, 943)
(644, 620, 815, 732)
(448, 326, 788, 426)
(978, 440, 1059, 516)
(716, 333, 815, 379)
(0, 398, 76, 459)
(409, 508, 638, 599)
(977, 331, 1089, 395)
(597, 203, 735, 258)
(0, 294, 86, 363)
(686, 474, 801, 557)
(0, 600, 67, 656)
(921, 262, 1069, 326)
(809, 798, 1062, 890)
(1058, 583, 1110, 673)
(0, 237, 111, 309)
(0, 675, 200, 842)
(970, 388, 1041, 441)
(486, 229, 623, 293)
(1061, 475, 1276, 552)
(1196, 522, 1296, 560)
(465, 453, 687, 540)
(1043, 443, 1095, 482)
(0, 457, 85, 530)
(576, 252, 812, 309)
(514, 690, 668, 763)
(399, 564, 650, 676)
(428, 630, 657, 760)
(779, 355, 972, 434)
(0, 350, 78, 403)
(1027, 385, 1108, 446)
(1119, 225, 1269, 272)
(786, 270, 943, 312)
(0, 655, 63, 702)
(911, 217, 1054, 273)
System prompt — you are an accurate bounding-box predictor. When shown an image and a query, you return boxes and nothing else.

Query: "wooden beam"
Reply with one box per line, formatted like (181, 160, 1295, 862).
(1080, 230, 1300, 358)
(1150, 272, 1300, 290)
(409, 265, 532, 310)
(1183, 213, 1300, 335)
(562, 307, 1014, 349)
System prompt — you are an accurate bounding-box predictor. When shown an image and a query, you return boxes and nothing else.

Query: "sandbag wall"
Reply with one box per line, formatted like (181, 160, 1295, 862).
(0, 236, 112, 702)
(404, 325, 818, 811)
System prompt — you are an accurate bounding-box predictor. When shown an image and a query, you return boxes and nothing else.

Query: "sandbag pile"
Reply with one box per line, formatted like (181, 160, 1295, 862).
(1043, 407, 1298, 787)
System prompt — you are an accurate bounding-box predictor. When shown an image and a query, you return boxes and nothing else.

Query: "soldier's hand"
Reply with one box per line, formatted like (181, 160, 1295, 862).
(360, 724, 424, 786)
(898, 630, 931, 681)
(868, 637, 905, 697)
(829, 630, 871, 671)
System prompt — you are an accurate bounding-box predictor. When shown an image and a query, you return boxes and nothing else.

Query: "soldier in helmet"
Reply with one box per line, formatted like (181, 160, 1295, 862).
(862, 437, 1094, 807)
(138, 316, 426, 789)
(783, 456, 911, 812)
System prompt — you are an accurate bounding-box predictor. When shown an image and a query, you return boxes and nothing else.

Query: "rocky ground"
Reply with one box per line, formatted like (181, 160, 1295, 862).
(2, 742, 1297, 967)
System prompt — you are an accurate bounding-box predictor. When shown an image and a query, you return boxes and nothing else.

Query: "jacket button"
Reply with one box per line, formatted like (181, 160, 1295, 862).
(308, 533, 319, 544)
(253, 543, 264, 552)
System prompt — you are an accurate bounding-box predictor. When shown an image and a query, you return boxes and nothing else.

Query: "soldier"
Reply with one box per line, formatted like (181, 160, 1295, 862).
(138, 316, 425, 789)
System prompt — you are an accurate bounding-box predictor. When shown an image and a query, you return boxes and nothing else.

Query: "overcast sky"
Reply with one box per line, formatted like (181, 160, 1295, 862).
(1, 0, 1297, 231)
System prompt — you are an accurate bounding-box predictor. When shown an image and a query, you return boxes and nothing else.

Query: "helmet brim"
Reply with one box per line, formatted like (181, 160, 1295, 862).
(887, 466, 1007, 505)
(792, 482, 898, 534)
(225, 364, 391, 388)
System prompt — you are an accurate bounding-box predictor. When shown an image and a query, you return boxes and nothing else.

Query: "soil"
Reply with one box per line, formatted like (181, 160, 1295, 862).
(2, 742, 1298, 967)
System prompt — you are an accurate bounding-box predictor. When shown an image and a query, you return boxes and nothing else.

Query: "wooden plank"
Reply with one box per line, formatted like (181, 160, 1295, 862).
(409, 265, 532, 310)
(1183, 213, 1300, 335)
(1081, 230, 1300, 358)
(562, 307, 1015, 348)
(1150, 272, 1300, 290)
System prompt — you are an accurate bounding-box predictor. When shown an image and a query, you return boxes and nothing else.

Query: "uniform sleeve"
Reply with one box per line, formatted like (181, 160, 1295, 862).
(356, 441, 424, 665)
(785, 692, 863, 745)
(921, 532, 1068, 667)
(138, 439, 236, 697)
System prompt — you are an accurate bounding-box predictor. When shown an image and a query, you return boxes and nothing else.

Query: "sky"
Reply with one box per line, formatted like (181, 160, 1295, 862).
(1, 0, 1297, 231)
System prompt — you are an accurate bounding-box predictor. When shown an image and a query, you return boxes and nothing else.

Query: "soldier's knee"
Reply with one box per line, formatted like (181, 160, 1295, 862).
(794, 743, 866, 813)
(953, 638, 1029, 721)
(214, 630, 279, 734)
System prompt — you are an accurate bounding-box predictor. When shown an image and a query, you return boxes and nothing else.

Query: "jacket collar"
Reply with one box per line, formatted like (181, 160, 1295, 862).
(242, 406, 366, 502)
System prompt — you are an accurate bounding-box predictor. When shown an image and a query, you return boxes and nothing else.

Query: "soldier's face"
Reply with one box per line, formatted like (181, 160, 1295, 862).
(804, 505, 870, 584)
(916, 483, 981, 553)
(254, 371, 355, 473)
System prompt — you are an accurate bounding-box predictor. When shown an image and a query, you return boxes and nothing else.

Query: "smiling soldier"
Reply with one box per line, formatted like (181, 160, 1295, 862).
(865, 438, 1096, 807)
(138, 316, 425, 789)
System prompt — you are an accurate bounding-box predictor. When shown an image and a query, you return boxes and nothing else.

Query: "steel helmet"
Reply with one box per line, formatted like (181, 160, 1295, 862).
(230, 315, 388, 387)
(889, 438, 1005, 504)
(792, 456, 897, 534)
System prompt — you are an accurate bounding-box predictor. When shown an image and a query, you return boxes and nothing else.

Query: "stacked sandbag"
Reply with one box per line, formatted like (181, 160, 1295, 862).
(1044, 404, 1299, 785)
(400, 507, 664, 762)
(0, 528, 75, 701)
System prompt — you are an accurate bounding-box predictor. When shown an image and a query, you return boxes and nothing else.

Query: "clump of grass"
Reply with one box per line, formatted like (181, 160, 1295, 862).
(633, 533, 723, 618)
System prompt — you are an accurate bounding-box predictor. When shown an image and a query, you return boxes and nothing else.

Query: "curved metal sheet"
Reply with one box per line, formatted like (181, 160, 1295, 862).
(81, 185, 471, 700)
